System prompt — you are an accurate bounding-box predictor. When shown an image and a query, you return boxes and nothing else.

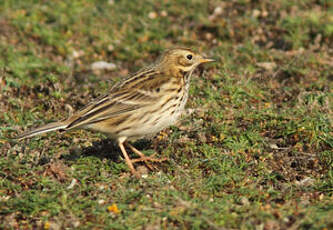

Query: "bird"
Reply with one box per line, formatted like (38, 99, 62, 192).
(14, 48, 214, 178)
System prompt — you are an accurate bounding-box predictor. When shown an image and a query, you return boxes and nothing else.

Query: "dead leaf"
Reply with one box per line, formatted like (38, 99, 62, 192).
(42, 161, 68, 182)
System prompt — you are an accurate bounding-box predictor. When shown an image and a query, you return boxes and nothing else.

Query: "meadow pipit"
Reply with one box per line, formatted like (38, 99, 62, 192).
(15, 48, 214, 178)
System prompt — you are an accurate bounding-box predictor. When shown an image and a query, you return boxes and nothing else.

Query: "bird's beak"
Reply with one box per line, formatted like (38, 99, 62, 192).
(199, 58, 215, 63)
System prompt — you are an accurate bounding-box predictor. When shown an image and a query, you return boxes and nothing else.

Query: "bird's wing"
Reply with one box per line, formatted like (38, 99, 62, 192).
(65, 70, 171, 129)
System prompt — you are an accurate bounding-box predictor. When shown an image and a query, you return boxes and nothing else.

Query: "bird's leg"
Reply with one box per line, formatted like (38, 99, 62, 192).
(126, 142, 155, 170)
(125, 142, 168, 171)
(118, 140, 140, 178)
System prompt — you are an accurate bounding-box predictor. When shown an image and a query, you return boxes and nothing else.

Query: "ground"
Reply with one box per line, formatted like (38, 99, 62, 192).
(0, 0, 332, 229)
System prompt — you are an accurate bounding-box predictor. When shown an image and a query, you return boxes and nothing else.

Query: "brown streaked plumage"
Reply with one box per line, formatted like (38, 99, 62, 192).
(14, 48, 214, 178)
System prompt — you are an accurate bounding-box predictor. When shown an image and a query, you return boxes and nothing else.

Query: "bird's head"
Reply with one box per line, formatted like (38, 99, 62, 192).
(156, 48, 214, 73)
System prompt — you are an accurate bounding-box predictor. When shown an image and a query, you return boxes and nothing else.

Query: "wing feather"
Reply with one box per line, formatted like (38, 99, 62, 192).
(65, 70, 171, 129)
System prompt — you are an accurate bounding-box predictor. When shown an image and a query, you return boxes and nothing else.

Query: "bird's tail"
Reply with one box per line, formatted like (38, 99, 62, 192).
(14, 121, 68, 140)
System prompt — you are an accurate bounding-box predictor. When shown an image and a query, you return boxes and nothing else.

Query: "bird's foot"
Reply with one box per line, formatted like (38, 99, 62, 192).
(131, 154, 168, 170)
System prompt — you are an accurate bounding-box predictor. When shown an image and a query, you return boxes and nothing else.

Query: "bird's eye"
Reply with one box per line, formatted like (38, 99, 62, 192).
(186, 54, 193, 60)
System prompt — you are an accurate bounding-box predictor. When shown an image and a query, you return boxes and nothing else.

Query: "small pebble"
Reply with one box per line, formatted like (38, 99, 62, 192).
(91, 61, 116, 71)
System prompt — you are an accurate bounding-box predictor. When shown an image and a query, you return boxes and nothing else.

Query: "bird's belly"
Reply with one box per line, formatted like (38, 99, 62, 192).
(87, 91, 188, 141)
(123, 108, 181, 140)
(144, 107, 181, 134)
(118, 95, 187, 139)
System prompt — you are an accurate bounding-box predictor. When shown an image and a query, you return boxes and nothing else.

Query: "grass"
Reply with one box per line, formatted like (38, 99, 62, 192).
(0, 0, 332, 229)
